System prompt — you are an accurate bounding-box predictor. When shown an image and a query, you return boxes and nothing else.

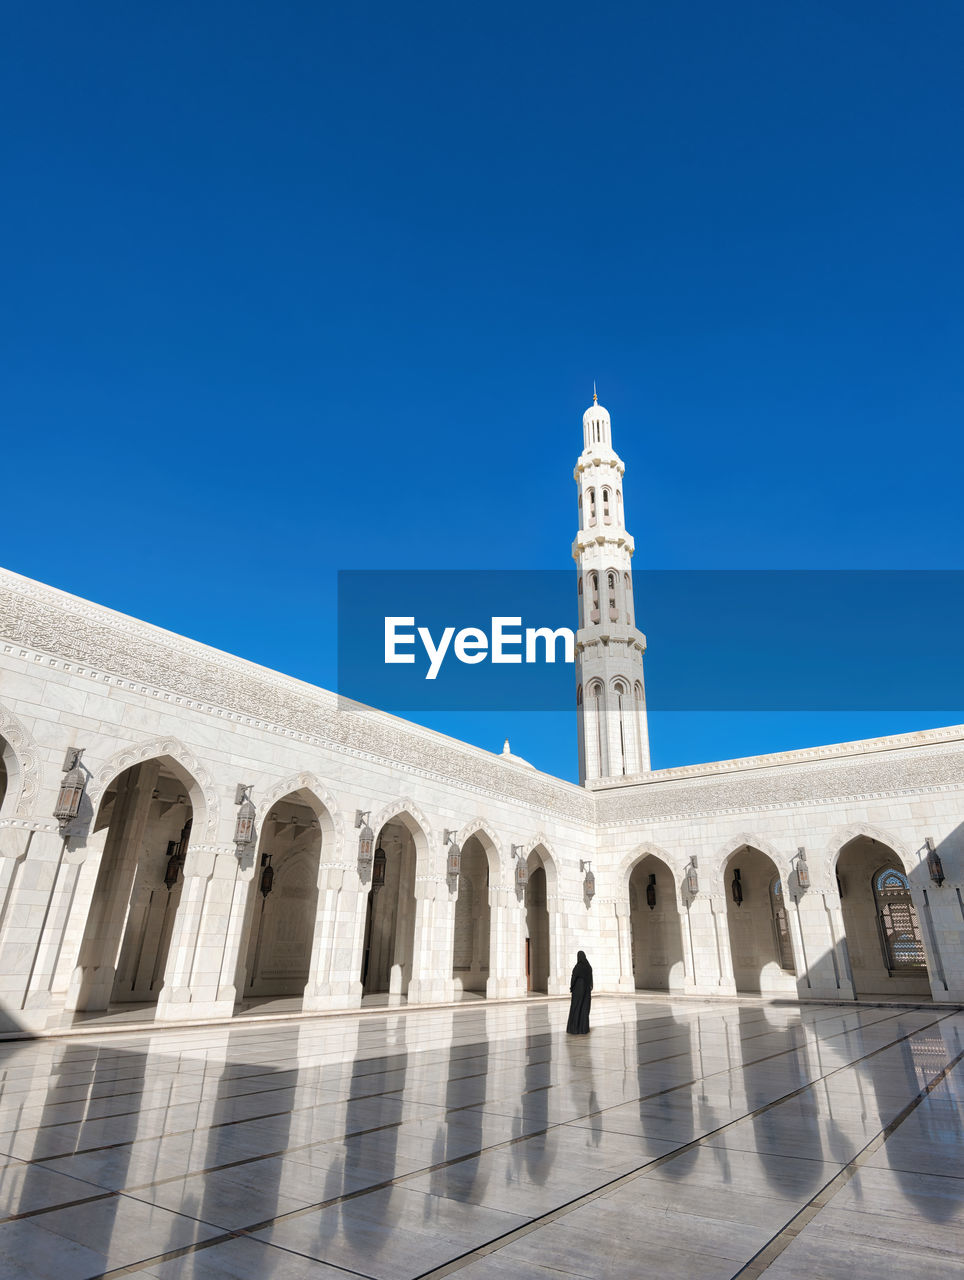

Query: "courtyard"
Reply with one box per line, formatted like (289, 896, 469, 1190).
(0, 996, 961, 1279)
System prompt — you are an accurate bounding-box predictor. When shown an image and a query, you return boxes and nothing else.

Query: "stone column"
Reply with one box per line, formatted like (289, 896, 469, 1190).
(155, 846, 218, 1020)
(822, 891, 857, 1000)
(66, 761, 160, 1013)
(302, 865, 365, 1011)
(408, 877, 457, 1004)
(705, 894, 737, 994)
(486, 887, 527, 999)
(0, 822, 70, 1031)
(546, 893, 569, 996)
(789, 888, 846, 998)
(615, 900, 635, 991)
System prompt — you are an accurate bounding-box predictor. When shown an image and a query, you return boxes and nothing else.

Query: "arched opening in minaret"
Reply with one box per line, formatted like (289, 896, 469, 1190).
(361, 816, 419, 998)
(588, 571, 600, 623)
(629, 855, 684, 991)
(67, 759, 197, 1013)
(836, 836, 931, 999)
(609, 677, 639, 776)
(585, 679, 607, 778)
(241, 789, 323, 1000)
(451, 833, 493, 995)
(723, 846, 798, 995)
(525, 854, 550, 993)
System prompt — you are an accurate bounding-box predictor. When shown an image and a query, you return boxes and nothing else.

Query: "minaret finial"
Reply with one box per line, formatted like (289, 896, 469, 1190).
(593, 381, 597, 404)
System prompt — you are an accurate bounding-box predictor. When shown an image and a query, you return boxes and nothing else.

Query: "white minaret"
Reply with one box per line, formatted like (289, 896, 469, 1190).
(573, 390, 650, 783)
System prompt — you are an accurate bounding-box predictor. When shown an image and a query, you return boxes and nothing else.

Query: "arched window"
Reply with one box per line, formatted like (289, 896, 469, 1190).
(577, 576, 584, 626)
(769, 877, 796, 972)
(587, 488, 597, 526)
(589, 681, 605, 776)
(616, 489, 623, 523)
(613, 680, 629, 775)
(589, 572, 600, 623)
(607, 571, 618, 621)
(872, 866, 926, 972)
(623, 572, 633, 623)
(577, 491, 583, 529)
(602, 488, 611, 522)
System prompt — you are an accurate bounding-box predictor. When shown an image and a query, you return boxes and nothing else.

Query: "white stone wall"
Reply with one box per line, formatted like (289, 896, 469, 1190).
(1, 564, 963, 1033)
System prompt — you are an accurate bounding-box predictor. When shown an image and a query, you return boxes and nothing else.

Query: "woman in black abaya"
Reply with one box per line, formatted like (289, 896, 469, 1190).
(566, 950, 592, 1034)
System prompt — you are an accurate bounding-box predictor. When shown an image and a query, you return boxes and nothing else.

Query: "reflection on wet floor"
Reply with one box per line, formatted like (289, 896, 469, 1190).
(0, 996, 961, 1279)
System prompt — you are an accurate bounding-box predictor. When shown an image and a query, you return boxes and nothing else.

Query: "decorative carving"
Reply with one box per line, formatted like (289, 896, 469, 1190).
(86, 736, 220, 839)
(256, 772, 345, 867)
(0, 571, 593, 822)
(0, 702, 41, 818)
(825, 822, 914, 875)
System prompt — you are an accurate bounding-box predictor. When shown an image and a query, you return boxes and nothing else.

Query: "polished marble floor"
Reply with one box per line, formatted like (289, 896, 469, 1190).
(0, 996, 961, 1279)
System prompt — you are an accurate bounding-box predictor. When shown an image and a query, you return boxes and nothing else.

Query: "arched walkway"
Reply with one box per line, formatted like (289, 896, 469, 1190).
(452, 834, 493, 994)
(837, 836, 931, 998)
(361, 814, 420, 997)
(68, 756, 198, 1012)
(242, 788, 323, 998)
(628, 854, 684, 991)
(723, 845, 797, 995)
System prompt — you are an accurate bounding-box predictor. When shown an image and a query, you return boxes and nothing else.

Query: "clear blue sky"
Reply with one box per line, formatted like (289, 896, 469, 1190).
(2, 2, 962, 781)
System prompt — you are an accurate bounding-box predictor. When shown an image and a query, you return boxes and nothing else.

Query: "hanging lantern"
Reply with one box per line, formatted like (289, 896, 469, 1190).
(581, 860, 595, 900)
(234, 784, 256, 848)
(925, 837, 945, 887)
(646, 873, 657, 911)
(795, 847, 811, 890)
(446, 833, 462, 879)
(515, 854, 529, 890)
(356, 814, 375, 874)
(259, 853, 274, 898)
(686, 859, 699, 896)
(54, 747, 86, 824)
(731, 867, 743, 907)
(372, 844, 387, 892)
(164, 853, 181, 890)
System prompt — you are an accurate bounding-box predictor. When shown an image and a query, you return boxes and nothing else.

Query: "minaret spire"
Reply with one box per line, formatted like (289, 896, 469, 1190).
(572, 395, 650, 783)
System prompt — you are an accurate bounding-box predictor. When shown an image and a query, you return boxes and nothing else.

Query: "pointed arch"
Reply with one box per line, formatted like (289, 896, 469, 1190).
(256, 772, 343, 869)
(0, 702, 42, 819)
(715, 832, 791, 882)
(827, 823, 914, 875)
(522, 833, 559, 895)
(455, 818, 503, 882)
(87, 736, 218, 839)
(371, 797, 432, 875)
(617, 840, 682, 900)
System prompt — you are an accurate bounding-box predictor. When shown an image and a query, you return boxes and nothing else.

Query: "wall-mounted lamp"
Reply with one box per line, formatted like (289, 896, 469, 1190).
(234, 784, 256, 850)
(686, 857, 699, 896)
(580, 859, 596, 901)
(511, 844, 528, 889)
(731, 867, 743, 907)
(646, 872, 657, 911)
(794, 847, 811, 890)
(54, 746, 86, 826)
(355, 809, 375, 874)
(444, 830, 462, 878)
(925, 836, 945, 887)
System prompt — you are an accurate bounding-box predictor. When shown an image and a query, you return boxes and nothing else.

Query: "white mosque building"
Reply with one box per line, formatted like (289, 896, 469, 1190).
(1, 397, 962, 1035)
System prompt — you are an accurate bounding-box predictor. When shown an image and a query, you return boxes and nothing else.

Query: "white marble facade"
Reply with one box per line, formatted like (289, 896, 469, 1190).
(0, 400, 962, 1033)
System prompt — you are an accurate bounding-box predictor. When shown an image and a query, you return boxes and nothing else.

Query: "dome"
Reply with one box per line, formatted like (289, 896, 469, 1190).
(499, 737, 535, 769)
(583, 399, 610, 426)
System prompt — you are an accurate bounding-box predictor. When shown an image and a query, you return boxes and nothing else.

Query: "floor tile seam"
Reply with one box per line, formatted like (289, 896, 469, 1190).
(392, 1008, 964, 1280)
(5, 1007, 932, 1184)
(24, 1087, 430, 1161)
(728, 1040, 964, 1279)
(5, 1008, 922, 1175)
(7, 1078, 415, 1140)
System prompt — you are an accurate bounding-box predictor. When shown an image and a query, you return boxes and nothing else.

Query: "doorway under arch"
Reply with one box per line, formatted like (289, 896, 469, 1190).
(837, 836, 930, 998)
(242, 789, 323, 999)
(526, 852, 550, 993)
(628, 855, 684, 991)
(452, 834, 492, 994)
(724, 845, 798, 995)
(361, 816, 419, 998)
(69, 758, 196, 1012)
